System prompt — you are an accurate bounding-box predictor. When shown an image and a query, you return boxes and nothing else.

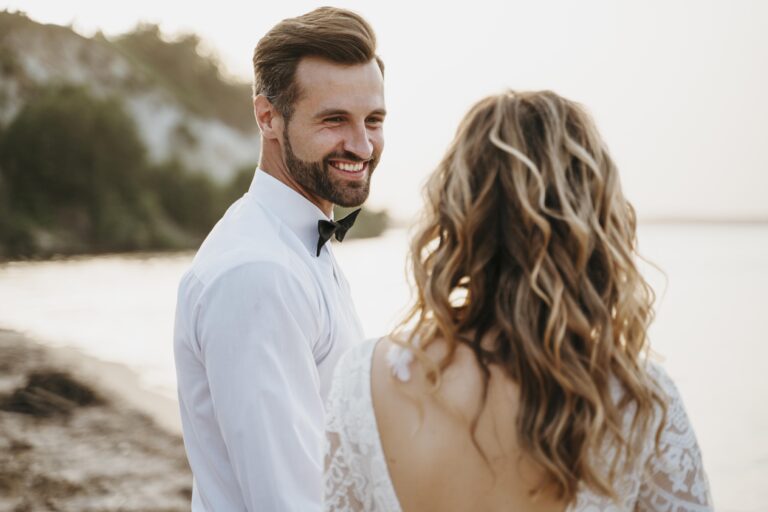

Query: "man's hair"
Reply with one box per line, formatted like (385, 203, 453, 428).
(252, 6, 384, 119)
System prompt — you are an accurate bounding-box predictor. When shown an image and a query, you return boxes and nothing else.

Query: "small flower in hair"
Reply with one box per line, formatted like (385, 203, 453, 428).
(386, 344, 414, 382)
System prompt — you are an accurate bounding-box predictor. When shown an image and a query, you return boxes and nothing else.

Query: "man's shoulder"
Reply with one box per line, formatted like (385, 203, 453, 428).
(194, 247, 294, 288)
(201, 260, 315, 309)
(190, 197, 309, 286)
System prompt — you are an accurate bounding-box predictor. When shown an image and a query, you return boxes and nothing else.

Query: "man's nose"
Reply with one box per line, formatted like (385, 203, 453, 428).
(344, 123, 374, 160)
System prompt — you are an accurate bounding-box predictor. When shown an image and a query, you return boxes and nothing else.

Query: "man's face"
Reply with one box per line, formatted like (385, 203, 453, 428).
(280, 56, 385, 208)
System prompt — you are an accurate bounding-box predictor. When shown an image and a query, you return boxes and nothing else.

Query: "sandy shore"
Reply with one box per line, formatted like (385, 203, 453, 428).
(0, 329, 191, 511)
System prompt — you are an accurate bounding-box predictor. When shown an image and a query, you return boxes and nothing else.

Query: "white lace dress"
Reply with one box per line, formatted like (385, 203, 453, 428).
(324, 339, 713, 512)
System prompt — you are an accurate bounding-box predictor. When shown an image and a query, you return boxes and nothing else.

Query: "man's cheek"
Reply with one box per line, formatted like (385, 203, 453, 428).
(306, 137, 340, 161)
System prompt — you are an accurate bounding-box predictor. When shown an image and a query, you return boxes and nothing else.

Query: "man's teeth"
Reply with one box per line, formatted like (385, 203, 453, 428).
(333, 161, 365, 172)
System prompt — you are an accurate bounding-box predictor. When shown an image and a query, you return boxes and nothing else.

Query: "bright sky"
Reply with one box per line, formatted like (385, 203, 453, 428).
(5, 0, 768, 220)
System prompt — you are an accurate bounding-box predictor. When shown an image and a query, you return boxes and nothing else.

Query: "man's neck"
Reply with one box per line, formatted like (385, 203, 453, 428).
(258, 149, 333, 217)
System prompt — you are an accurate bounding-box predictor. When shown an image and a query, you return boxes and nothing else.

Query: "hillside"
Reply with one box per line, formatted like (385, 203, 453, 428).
(0, 10, 259, 183)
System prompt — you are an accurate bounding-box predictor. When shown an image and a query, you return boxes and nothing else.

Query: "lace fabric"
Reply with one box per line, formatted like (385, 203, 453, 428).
(324, 339, 400, 511)
(324, 339, 713, 512)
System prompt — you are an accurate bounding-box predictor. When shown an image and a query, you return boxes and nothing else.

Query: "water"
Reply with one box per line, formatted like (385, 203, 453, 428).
(0, 225, 766, 511)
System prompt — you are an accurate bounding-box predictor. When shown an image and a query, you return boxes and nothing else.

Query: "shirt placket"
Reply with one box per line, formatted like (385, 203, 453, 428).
(326, 246, 344, 290)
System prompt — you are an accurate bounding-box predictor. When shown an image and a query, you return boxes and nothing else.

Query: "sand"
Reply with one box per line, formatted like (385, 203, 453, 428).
(0, 329, 192, 512)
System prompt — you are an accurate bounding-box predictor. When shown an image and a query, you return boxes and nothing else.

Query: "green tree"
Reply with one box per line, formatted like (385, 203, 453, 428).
(148, 159, 225, 237)
(224, 164, 258, 203)
(0, 85, 174, 256)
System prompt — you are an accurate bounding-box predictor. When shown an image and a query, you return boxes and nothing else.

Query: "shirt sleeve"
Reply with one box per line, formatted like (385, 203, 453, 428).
(196, 261, 324, 512)
(636, 367, 713, 511)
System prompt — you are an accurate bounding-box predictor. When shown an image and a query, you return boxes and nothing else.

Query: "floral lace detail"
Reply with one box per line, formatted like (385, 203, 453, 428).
(632, 366, 713, 512)
(324, 341, 713, 511)
(325, 339, 402, 511)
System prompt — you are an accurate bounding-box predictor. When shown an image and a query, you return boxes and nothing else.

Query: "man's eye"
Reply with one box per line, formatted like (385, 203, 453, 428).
(325, 117, 344, 123)
(366, 118, 383, 126)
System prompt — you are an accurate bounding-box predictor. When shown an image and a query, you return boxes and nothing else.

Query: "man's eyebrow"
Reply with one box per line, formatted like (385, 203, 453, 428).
(314, 109, 349, 120)
(314, 108, 387, 119)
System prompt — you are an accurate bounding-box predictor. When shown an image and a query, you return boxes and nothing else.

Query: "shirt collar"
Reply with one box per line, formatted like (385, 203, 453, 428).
(247, 169, 331, 256)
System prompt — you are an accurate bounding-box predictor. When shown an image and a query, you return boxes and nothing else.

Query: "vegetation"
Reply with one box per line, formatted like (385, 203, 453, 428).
(0, 85, 251, 259)
(0, 86, 171, 257)
(147, 160, 254, 239)
(0, 9, 36, 37)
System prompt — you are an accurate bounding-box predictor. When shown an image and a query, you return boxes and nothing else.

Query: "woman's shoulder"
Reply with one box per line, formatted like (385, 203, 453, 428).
(640, 360, 701, 447)
(371, 335, 491, 427)
(641, 360, 687, 420)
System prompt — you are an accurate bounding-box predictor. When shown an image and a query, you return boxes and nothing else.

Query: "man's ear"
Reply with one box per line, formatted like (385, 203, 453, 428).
(253, 95, 283, 140)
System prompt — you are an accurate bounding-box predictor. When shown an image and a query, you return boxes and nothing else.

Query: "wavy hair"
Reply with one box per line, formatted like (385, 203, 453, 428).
(394, 90, 665, 502)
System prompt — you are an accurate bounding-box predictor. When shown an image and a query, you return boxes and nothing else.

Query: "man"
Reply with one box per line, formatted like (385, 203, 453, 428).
(173, 7, 385, 510)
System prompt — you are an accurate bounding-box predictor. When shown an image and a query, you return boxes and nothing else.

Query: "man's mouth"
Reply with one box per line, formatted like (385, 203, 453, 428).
(328, 159, 368, 177)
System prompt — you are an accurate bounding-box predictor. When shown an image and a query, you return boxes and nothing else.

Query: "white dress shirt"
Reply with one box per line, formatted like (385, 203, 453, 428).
(173, 169, 364, 511)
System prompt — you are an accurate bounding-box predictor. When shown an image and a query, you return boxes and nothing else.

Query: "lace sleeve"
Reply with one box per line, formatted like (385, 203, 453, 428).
(325, 428, 365, 511)
(324, 340, 405, 512)
(323, 343, 372, 512)
(636, 368, 713, 511)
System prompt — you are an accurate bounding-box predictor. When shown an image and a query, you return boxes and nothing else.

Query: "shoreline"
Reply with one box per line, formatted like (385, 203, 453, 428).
(0, 327, 183, 434)
(39, 336, 183, 435)
(0, 328, 191, 510)
(3, 221, 768, 264)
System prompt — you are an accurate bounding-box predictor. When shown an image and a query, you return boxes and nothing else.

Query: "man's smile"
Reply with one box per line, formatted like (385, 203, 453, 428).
(328, 159, 369, 178)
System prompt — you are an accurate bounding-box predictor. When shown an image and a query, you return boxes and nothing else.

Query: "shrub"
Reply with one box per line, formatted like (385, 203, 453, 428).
(147, 159, 225, 237)
(0, 85, 174, 256)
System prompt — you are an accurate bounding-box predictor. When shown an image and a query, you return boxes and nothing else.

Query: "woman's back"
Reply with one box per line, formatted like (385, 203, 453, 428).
(324, 337, 711, 511)
(372, 337, 567, 512)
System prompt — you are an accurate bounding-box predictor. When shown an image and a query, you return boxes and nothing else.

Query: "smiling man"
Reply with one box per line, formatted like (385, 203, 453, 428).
(172, 7, 385, 511)
(259, 54, 385, 215)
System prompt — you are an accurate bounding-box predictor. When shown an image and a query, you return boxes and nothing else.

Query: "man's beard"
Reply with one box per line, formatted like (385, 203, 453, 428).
(283, 129, 377, 208)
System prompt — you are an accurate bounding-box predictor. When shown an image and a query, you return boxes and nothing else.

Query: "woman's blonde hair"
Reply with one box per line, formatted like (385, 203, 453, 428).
(394, 90, 665, 502)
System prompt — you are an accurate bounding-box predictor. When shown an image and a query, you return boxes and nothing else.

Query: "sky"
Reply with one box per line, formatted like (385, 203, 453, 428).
(4, 0, 767, 220)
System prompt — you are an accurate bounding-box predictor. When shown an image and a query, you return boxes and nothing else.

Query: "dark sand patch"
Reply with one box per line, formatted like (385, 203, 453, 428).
(0, 329, 192, 511)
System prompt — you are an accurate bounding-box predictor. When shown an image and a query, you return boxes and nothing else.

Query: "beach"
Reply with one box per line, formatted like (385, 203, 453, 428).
(0, 329, 190, 512)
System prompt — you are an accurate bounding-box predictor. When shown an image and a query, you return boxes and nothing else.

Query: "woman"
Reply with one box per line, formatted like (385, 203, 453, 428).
(324, 90, 712, 511)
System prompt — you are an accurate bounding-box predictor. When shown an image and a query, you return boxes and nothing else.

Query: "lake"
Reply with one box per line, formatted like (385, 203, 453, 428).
(0, 224, 766, 511)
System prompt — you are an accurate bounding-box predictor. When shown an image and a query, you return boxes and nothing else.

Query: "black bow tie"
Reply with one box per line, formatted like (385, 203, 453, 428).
(316, 208, 361, 257)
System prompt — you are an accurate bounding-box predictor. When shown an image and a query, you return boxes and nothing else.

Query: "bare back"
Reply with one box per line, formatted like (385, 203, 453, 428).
(371, 337, 568, 512)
